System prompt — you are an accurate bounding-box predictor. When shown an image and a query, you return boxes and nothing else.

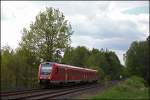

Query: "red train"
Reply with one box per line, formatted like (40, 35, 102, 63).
(38, 62, 98, 87)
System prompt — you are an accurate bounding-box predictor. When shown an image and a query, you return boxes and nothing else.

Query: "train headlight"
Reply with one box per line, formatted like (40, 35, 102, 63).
(48, 76, 51, 79)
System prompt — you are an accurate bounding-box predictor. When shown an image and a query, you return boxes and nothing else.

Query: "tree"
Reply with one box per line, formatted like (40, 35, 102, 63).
(125, 38, 149, 85)
(14, 47, 39, 88)
(61, 47, 74, 65)
(62, 46, 90, 67)
(1, 46, 16, 89)
(20, 7, 73, 62)
(105, 51, 123, 80)
(1, 46, 39, 90)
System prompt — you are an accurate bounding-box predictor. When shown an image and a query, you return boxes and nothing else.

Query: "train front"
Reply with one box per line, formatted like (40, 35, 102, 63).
(38, 62, 53, 86)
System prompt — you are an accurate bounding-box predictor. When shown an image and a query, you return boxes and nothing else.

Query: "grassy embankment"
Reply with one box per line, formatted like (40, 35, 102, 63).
(89, 76, 149, 99)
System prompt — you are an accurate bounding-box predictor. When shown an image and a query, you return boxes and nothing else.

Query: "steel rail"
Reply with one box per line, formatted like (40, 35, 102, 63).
(1, 83, 97, 100)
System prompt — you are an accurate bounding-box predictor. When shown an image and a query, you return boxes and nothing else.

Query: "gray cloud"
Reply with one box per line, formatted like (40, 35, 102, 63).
(95, 38, 132, 51)
(71, 13, 147, 39)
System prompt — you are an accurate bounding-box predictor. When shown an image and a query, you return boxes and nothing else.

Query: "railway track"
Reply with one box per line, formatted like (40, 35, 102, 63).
(0, 88, 46, 97)
(1, 83, 98, 100)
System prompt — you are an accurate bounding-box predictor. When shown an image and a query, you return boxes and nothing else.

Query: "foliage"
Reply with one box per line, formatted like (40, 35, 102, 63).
(89, 76, 149, 99)
(115, 76, 146, 91)
(62, 46, 90, 67)
(125, 37, 149, 85)
(1, 46, 16, 89)
(1, 46, 39, 90)
(19, 7, 73, 62)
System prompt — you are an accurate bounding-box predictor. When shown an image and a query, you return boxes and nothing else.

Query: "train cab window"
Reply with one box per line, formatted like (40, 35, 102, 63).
(41, 63, 52, 75)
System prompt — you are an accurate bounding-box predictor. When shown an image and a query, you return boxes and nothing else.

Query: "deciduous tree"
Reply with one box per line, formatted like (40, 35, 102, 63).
(20, 7, 73, 62)
(125, 37, 149, 85)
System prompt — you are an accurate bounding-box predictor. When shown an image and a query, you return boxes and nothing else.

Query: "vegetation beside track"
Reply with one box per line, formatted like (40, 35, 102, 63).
(88, 76, 149, 99)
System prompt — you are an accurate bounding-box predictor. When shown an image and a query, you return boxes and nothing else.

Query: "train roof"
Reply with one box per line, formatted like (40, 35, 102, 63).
(41, 62, 97, 72)
(57, 63, 97, 72)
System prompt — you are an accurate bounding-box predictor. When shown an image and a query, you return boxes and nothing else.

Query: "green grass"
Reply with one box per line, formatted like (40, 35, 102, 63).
(89, 76, 150, 99)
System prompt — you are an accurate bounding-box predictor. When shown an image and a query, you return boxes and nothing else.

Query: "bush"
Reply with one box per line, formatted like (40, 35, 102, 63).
(124, 76, 145, 88)
(114, 76, 146, 93)
(89, 76, 149, 99)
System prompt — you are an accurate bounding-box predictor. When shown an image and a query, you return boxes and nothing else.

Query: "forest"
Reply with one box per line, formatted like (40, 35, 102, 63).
(1, 7, 149, 90)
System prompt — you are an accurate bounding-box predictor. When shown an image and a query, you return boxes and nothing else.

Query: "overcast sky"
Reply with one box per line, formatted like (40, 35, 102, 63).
(1, 1, 149, 65)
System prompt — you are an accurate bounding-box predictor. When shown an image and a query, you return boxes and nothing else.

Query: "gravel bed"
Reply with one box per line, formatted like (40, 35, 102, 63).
(50, 81, 119, 99)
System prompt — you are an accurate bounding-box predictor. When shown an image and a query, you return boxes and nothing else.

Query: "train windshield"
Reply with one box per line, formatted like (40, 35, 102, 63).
(41, 63, 52, 75)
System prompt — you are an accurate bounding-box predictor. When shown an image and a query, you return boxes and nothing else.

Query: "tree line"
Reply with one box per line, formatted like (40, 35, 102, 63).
(1, 7, 149, 90)
(62, 47, 124, 80)
(124, 36, 149, 85)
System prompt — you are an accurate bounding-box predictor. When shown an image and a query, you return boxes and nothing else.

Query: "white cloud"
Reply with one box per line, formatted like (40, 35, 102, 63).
(111, 49, 126, 65)
(1, 1, 149, 65)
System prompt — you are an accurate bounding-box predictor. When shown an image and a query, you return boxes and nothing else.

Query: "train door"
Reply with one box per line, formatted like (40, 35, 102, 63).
(65, 68, 68, 83)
